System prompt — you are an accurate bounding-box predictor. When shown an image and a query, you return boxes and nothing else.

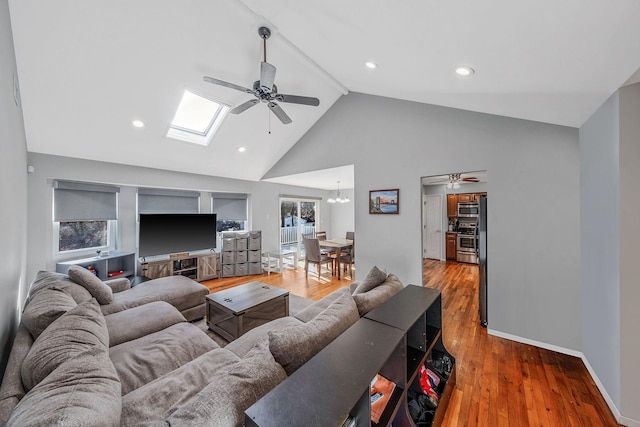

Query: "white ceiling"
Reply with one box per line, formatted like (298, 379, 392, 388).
(8, 0, 640, 189)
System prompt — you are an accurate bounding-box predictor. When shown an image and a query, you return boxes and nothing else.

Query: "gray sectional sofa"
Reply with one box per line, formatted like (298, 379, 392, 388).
(0, 265, 403, 426)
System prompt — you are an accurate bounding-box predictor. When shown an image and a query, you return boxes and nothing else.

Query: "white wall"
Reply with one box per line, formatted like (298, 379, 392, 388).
(619, 83, 640, 424)
(265, 92, 582, 351)
(26, 153, 331, 282)
(0, 0, 28, 376)
(579, 93, 621, 409)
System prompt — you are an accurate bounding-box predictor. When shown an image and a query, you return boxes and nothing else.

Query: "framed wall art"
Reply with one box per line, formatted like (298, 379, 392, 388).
(369, 189, 399, 214)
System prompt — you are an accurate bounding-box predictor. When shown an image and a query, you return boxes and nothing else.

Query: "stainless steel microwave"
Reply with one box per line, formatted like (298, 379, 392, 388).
(457, 202, 479, 217)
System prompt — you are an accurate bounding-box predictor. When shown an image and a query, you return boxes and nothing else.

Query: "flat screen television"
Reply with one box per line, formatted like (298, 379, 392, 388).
(138, 214, 217, 258)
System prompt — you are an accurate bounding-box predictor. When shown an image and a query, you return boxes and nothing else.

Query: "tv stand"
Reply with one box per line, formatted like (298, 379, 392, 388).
(56, 251, 136, 280)
(139, 252, 219, 282)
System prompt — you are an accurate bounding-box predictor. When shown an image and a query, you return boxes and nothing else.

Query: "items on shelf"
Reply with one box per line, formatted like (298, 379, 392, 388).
(370, 373, 396, 424)
(107, 270, 123, 277)
(86, 265, 97, 276)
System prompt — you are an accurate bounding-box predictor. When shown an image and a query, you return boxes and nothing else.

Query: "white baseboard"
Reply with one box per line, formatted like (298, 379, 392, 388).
(487, 328, 582, 358)
(487, 329, 638, 426)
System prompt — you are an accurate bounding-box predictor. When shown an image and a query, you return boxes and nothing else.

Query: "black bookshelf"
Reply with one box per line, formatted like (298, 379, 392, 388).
(245, 285, 455, 427)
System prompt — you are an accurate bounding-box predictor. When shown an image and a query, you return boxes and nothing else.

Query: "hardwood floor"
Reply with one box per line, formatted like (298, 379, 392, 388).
(423, 259, 620, 427)
(201, 263, 353, 301)
(202, 260, 620, 426)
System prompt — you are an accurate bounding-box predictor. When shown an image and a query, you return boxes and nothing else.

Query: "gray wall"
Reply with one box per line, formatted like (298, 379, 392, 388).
(0, 0, 29, 377)
(579, 93, 620, 408)
(26, 153, 332, 282)
(265, 92, 582, 351)
(619, 83, 640, 422)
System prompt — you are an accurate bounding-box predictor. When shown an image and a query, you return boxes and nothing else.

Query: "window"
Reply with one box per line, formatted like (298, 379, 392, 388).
(212, 193, 248, 233)
(167, 90, 229, 146)
(53, 180, 119, 255)
(58, 220, 109, 252)
(137, 188, 200, 214)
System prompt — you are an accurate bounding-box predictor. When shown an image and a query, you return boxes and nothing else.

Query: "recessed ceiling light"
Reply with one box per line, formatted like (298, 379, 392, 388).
(455, 66, 475, 77)
(365, 61, 378, 70)
(132, 120, 144, 128)
(238, 146, 246, 153)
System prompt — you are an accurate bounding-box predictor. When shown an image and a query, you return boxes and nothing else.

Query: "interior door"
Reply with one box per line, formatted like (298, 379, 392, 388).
(424, 195, 442, 260)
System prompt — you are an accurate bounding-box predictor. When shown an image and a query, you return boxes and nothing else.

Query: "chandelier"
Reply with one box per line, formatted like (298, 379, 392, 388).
(446, 173, 461, 189)
(327, 181, 350, 204)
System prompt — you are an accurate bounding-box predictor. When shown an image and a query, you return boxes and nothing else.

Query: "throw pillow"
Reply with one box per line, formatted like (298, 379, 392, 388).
(269, 287, 359, 375)
(7, 348, 121, 427)
(352, 273, 404, 316)
(67, 265, 113, 304)
(166, 342, 287, 427)
(21, 287, 76, 339)
(21, 298, 109, 391)
(353, 266, 388, 295)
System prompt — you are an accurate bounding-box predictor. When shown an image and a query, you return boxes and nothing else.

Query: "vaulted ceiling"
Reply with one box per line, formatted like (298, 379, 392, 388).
(8, 0, 640, 188)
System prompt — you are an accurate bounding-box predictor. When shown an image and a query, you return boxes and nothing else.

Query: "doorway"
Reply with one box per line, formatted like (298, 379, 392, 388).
(279, 197, 318, 257)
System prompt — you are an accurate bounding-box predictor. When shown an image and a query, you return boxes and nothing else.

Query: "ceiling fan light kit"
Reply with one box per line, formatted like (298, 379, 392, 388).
(203, 26, 320, 125)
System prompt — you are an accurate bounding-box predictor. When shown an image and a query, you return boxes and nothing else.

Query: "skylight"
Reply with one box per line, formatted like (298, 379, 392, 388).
(167, 90, 229, 146)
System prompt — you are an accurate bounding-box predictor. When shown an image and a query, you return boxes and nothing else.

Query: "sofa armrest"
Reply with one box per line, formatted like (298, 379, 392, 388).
(104, 277, 130, 293)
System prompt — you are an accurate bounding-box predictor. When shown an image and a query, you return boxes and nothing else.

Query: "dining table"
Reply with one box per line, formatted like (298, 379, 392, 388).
(318, 238, 353, 280)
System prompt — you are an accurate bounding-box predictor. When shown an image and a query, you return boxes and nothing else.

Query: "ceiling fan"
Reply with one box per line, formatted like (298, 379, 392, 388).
(203, 27, 319, 125)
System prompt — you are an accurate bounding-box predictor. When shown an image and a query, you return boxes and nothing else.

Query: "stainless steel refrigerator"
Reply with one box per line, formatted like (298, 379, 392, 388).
(478, 195, 488, 327)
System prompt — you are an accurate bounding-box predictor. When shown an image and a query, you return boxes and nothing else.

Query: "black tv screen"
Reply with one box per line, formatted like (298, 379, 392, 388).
(139, 214, 217, 257)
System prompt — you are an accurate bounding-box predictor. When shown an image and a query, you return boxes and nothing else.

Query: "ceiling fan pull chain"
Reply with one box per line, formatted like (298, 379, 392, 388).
(268, 108, 271, 134)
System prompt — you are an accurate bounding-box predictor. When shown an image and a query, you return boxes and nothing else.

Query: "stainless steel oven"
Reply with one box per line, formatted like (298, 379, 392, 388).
(457, 232, 478, 264)
(457, 202, 479, 217)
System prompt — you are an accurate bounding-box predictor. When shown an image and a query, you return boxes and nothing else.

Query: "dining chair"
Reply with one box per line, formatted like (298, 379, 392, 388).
(313, 230, 336, 257)
(339, 235, 355, 279)
(303, 238, 334, 279)
(342, 231, 355, 256)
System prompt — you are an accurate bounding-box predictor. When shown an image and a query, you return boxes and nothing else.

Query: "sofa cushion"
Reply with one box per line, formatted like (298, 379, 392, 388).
(110, 322, 218, 395)
(352, 273, 404, 316)
(21, 286, 77, 339)
(166, 342, 287, 427)
(269, 288, 359, 375)
(353, 266, 388, 295)
(26, 271, 93, 305)
(21, 298, 108, 391)
(100, 275, 208, 317)
(225, 316, 303, 359)
(121, 348, 241, 426)
(104, 301, 186, 347)
(0, 325, 33, 424)
(7, 347, 121, 427)
(293, 286, 354, 323)
(67, 265, 114, 304)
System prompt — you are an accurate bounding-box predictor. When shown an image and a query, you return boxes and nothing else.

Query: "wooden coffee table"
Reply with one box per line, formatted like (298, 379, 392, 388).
(206, 281, 289, 341)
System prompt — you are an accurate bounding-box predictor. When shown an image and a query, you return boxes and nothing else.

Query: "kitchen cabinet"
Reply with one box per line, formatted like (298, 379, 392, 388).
(457, 193, 473, 202)
(446, 232, 457, 260)
(446, 194, 457, 217)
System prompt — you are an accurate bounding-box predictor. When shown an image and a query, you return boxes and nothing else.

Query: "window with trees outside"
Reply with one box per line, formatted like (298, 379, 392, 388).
(53, 181, 119, 256)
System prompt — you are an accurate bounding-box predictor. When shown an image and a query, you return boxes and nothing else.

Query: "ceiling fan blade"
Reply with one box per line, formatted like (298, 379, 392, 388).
(230, 99, 259, 114)
(260, 62, 276, 92)
(462, 178, 479, 182)
(203, 76, 253, 94)
(268, 101, 292, 124)
(276, 94, 320, 106)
